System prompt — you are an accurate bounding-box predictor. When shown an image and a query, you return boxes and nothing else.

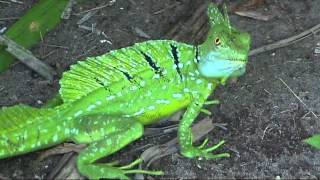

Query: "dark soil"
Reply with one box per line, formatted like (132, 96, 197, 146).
(0, 0, 319, 179)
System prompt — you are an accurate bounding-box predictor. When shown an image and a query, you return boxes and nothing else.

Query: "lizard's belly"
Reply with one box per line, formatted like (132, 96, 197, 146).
(130, 95, 191, 125)
(85, 82, 192, 125)
(113, 90, 191, 125)
(67, 77, 194, 125)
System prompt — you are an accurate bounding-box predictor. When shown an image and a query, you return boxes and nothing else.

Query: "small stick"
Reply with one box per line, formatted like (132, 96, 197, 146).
(0, 173, 10, 180)
(0, 0, 10, 4)
(0, 17, 20, 21)
(128, 0, 136, 5)
(249, 23, 320, 56)
(10, 0, 23, 4)
(77, 1, 115, 15)
(61, 0, 75, 20)
(153, 2, 180, 15)
(166, 4, 207, 41)
(47, 152, 84, 179)
(0, 35, 56, 81)
(278, 77, 319, 119)
(42, 43, 69, 50)
(77, 10, 97, 25)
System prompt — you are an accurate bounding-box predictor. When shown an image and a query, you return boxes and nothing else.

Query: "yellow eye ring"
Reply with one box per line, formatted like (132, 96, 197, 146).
(214, 38, 221, 45)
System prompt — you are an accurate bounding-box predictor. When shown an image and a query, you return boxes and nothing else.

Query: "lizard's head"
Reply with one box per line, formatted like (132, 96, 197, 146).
(197, 3, 251, 80)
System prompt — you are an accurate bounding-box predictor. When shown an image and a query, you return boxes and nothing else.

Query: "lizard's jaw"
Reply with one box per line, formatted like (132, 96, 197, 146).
(197, 52, 246, 79)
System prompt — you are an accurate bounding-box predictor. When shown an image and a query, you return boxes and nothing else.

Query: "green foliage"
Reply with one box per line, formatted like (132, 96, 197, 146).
(0, 0, 69, 72)
(304, 134, 320, 149)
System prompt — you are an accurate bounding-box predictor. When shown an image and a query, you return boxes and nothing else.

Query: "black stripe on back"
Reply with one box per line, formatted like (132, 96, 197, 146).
(170, 44, 183, 79)
(121, 70, 133, 81)
(140, 51, 163, 76)
(113, 67, 134, 82)
(195, 46, 200, 63)
(95, 77, 105, 86)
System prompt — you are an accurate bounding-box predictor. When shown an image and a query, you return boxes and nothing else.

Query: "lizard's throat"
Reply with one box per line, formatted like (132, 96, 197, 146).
(197, 51, 246, 78)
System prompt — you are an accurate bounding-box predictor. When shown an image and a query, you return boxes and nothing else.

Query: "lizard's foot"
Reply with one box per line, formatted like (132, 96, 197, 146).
(75, 118, 163, 179)
(120, 158, 164, 176)
(181, 139, 230, 160)
(78, 158, 163, 179)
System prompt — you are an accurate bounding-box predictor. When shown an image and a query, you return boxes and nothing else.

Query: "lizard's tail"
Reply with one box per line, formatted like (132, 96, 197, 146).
(0, 104, 58, 159)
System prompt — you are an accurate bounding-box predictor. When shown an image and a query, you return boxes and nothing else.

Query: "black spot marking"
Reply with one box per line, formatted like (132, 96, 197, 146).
(95, 77, 105, 86)
(140, 51, 163, 76)
(170, 44, 183, 79)
(195, 46, 200, 63)
(95, 77, 111, 91)
(114, 68, 134, 82)
(121, 70, 133, 81)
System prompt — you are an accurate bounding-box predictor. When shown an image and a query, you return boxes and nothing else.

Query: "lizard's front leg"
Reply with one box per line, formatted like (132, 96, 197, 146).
(178, 94, 229, 159)
(73, 115, 162, 179)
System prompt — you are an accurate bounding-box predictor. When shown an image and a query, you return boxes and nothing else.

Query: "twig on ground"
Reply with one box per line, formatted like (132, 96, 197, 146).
(77, 10, 97, 25)
(128, 0, 136, 5)
(0, 0, 10, 4)
(0, 173, 10, 180)
(74, 45, 97, 59)
(0, 17, 20, 21)
(144, 124, 178, 137)
(133, 27, 151, 39)
(278, 77, 319, 120)
(43, 43, 69, 50)
(249, 23, 320, 56)
(261, 124, 271, 140)
(0, 27, 6, 34)
(61, 0, 75, 20)
(79, 24, 102, 36)
(0, 35, 56, 81)
(153, 2, 181, 15)
(47, 152, 84, 179)
(42, 50, 57, 59)
(166, 4, 207, 42)
(235, 10, 274, 21)
(0, 0, 21, 4)
(10, 0, 23, 4)
(38, 143, 85, 161)
(76, 1, 116, 15)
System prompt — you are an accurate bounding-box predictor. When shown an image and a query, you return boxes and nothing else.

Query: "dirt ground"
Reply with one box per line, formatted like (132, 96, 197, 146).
(0, 0, 320, 179)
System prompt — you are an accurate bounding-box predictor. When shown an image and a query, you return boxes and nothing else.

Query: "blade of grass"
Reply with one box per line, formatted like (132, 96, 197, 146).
(0, 0, 69, 72)
(304, 134, 320, 149)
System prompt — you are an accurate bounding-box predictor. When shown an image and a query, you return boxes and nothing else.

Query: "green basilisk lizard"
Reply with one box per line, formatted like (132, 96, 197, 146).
(0, 3, 250, 179)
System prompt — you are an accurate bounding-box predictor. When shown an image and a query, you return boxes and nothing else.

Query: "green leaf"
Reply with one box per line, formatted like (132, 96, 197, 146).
(304, 134, 320, 149)
(0, 0, 69, 72)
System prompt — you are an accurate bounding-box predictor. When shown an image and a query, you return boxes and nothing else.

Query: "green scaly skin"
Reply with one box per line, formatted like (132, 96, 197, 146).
(0, 4, 250, 179)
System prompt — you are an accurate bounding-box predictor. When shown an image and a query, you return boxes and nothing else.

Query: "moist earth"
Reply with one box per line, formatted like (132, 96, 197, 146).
(0, 0, 319, 179)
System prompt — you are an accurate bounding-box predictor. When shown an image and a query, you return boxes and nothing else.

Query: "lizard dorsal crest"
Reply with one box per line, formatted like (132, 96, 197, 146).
(59, 40, 193, 103)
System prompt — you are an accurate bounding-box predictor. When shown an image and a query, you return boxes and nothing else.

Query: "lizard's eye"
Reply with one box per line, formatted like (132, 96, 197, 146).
(214, 38, 221, 46)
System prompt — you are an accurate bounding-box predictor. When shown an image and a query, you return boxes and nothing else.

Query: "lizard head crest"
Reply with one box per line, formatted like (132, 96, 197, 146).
(197, 3, 251, 81)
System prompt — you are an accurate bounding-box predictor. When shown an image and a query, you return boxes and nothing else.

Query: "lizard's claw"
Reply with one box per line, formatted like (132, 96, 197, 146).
(79, 158, 163, 179)
(120, 158, 164, 176)
(181, 140, 230, 160)
(197, 137, 209, 149)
